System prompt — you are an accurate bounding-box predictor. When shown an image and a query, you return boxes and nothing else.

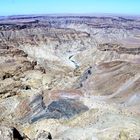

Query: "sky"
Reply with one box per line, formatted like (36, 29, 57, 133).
(0, 0, 140, 16)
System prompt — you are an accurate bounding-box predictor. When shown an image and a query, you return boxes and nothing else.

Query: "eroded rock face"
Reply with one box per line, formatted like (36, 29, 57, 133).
(0, 15, 140, 139)
(47, 99, 88, 119)
(33, 130, 52, 140)
(0, 126, 24, 140)
(16, 94, 88, 124)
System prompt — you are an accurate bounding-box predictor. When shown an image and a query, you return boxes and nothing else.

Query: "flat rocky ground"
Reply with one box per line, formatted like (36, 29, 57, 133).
(0, 15, 140, 140)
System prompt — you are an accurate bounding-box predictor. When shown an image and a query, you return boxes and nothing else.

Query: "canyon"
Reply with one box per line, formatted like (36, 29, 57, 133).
(0, 15, 140, 140)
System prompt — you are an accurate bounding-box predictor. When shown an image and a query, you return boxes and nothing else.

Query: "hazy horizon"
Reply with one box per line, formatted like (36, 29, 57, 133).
(1, 13, 140, 18)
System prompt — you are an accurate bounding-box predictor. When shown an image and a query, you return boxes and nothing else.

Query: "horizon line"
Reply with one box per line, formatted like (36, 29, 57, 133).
(1, 12, 140, 19)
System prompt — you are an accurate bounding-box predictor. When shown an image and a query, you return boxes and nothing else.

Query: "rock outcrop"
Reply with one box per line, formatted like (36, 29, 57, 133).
(0, 126, 26, 140)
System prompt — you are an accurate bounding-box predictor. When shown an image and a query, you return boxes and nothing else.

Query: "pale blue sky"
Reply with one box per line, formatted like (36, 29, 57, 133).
(0, 0, 140, 16)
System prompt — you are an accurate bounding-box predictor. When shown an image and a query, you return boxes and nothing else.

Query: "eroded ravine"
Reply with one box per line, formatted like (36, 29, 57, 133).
(0, 15, 140, 140)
